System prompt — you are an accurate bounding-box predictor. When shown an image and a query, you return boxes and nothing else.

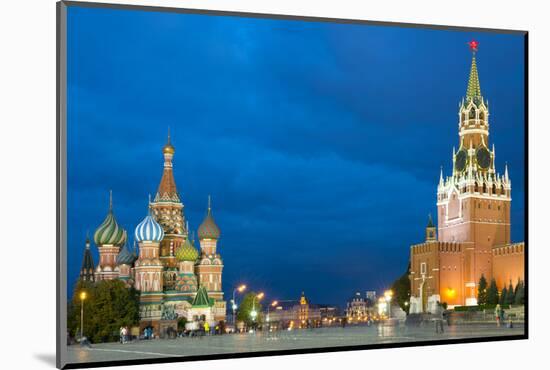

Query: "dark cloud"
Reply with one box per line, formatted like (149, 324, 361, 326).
(66, 7, 525, 305)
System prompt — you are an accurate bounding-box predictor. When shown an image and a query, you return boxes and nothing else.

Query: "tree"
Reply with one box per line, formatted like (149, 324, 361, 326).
(514, 280, 525, 305)
(499, 287, 508, 305)
(391, 263, 411, 313)
(486, 278, 499, 305)
(477, 274, 488, 305)
(505, 281, 515, 306)
(236, 292, 263, 328)
(67, 280, 140, 343)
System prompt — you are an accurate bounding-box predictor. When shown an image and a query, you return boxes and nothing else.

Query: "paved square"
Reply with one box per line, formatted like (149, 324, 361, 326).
(67, 324, 524, 365)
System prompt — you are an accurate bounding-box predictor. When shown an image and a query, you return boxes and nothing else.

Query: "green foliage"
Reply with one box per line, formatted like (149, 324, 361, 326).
(236, 292, 263, 327)
(67, 279, 140, 343)
(514, 280, 525, 305)
(486, 278, 499, 305)
(177, 317, 187, 330)
(499, 287, 508, 305)
(505, 281, 515, 306)
(477, 274, 488, 305)
(391, 263, 411, 313)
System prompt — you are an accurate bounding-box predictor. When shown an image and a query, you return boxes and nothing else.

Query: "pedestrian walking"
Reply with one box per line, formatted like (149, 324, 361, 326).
(495, 304, 502, 327)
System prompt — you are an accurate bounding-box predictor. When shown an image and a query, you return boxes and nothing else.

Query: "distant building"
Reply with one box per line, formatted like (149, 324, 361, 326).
(268, 292, 321, 328)
(318, 305, 339, 320)
(346, 292, 367, 319)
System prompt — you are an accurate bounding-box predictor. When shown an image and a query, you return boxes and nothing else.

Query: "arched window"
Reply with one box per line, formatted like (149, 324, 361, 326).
(482, 183, 487, 193)
(474, 182, 479, 192)
(492, 184, 496, 194)
(479, 112, 485, 121)
(469, 108, 476, 119)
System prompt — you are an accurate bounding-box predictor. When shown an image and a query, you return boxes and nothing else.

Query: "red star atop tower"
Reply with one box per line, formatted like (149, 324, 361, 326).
(468, 40, 479, 52)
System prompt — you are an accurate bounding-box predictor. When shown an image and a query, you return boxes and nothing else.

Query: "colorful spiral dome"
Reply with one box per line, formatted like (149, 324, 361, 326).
(94, 193, 127, 246)
(135, 211, 164, 243)
(198, 197, 220, 240)
(175, 236, 199, 262)
(116, 243, 136, 265)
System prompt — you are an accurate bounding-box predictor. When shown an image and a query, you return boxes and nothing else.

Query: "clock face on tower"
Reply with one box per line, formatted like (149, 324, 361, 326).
(455, 149, 467, 172)
(476, 147, 491, 169)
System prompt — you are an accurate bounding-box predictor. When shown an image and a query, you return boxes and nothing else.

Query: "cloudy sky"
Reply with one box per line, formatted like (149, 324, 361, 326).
(66, 6, 525, 306)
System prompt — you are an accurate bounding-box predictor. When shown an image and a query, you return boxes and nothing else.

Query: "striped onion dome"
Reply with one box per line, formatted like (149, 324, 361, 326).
(175, 236, 199, 262)
(116, 243, 136, 265)
(94, 193, 127, 246)
(198, 197, 220, 240)
(135, 211, 164, 243)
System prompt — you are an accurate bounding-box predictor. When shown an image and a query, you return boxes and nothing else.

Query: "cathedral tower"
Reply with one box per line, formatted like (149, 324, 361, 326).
(150, 130, 187, 286)
(93, 191, 127, 280)
(133, 206, 165, 293)
(196, 196, 224, 300)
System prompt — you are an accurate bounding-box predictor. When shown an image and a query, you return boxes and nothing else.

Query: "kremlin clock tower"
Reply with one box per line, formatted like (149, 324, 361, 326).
(409, 42, 524, 312)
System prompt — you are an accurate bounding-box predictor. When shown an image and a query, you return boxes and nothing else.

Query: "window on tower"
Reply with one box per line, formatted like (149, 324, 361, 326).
(469, 108, 476, 119)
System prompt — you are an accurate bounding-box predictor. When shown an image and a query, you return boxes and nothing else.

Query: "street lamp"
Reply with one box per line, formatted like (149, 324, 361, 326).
(79, 291, 87, 341)
(251, 292, 264, 330)
(384, 290, 393, 318)
(232, 284, 246, 326)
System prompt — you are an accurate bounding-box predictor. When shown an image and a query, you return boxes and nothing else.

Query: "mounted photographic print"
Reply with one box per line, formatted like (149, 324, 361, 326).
(56, 1, 528, 368)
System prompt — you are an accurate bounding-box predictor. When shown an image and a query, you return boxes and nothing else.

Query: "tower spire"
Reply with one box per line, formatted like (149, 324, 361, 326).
(109, 189, 113, 212)
(466, 40, 481, 99)
(439, 166, 444, 186)
(208, 195, 212, 214)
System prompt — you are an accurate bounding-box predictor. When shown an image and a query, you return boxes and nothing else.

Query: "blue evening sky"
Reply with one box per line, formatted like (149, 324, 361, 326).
(66, 6, 525, 306)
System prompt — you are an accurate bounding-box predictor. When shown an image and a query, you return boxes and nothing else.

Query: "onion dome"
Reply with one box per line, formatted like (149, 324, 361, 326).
(198, 196, 220, 240)
(116, 242, 136, 266)
(175, 236, 199, 262)
(135, 208, 165, 243)
(163, 128, 175, 155)
(94, 191, 127, 246)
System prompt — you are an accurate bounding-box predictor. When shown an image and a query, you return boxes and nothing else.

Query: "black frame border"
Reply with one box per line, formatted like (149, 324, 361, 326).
(56, 1, 529, 369)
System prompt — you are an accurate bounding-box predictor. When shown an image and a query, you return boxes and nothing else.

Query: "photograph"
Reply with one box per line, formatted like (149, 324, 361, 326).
(58, 2, 526, 368)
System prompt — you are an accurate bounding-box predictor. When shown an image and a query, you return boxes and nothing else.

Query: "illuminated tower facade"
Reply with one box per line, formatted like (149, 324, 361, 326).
(436, 40, 511, 304)
(133, 206, 165, 323)
(150, 131, 187, 288)
(409, 41, 524, 312)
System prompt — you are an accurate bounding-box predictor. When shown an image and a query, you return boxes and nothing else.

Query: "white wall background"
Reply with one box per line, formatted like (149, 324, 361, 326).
(0, 0, 546, 369)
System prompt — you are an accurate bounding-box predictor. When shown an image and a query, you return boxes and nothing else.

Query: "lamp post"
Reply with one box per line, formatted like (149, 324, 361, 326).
(79, 291, 87, 340)
(384, 290, 393, 318)
(266, 300, 278, 332)
(232, 284, 246, 326)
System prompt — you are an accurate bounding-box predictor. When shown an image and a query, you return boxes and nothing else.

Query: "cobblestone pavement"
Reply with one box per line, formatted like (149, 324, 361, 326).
(67, 323, 524, 365)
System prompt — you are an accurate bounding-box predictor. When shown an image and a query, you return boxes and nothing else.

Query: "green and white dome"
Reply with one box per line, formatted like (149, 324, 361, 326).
(94, 192, 127, 246)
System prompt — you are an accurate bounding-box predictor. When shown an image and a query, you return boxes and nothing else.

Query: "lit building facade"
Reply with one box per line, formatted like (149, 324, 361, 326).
(79, 133, 226, 334)
(409, 43, 525, 313)
(268, 292, 321, 328)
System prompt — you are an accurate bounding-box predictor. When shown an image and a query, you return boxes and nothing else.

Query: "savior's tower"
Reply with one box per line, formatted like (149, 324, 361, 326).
(150, 130, 187, 287)
(93, 191, 127, 281)
(196, 196, 224, 301)
(436, 41, 511, 304)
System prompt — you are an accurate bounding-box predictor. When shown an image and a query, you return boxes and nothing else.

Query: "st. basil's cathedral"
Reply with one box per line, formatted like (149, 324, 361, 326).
(78, 133, 226, 332)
